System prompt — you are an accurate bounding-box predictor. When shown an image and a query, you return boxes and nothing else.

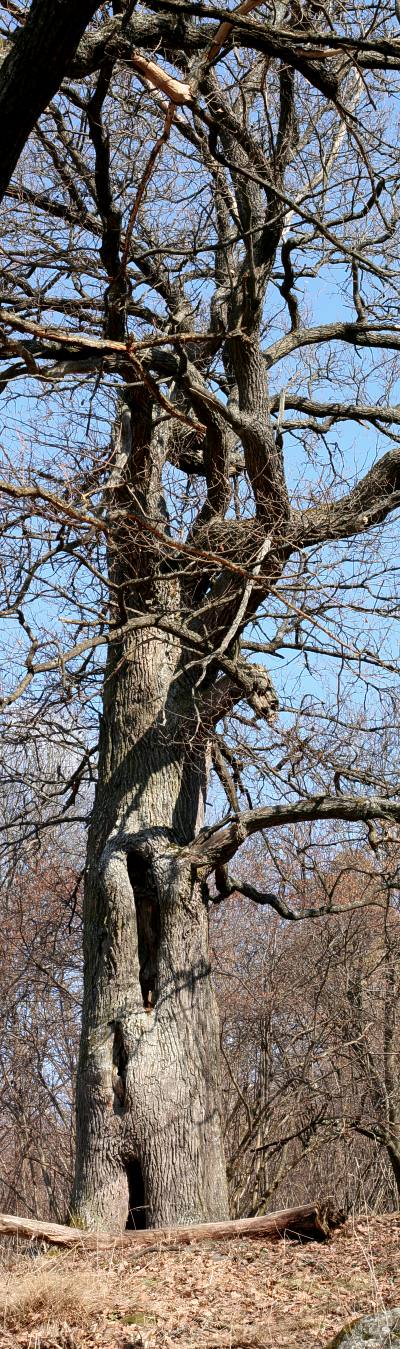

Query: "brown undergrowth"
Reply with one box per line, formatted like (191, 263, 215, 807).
(0, 1212, 399, 1349)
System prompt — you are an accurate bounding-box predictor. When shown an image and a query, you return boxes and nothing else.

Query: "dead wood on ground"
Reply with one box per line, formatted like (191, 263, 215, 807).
(0, 1201, 345, 1250)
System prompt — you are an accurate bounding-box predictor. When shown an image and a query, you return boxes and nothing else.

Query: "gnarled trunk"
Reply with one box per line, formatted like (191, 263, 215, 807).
(71, 402, 229, 1229)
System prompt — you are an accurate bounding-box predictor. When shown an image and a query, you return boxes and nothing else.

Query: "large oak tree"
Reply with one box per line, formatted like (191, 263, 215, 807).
(1, 0, 400, 1231)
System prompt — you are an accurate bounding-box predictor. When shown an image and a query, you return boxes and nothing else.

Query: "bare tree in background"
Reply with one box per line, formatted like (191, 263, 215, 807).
(0, 0, 400, 1231)
(0, 845, 81, 1220)
(212, 836, 400, 1216)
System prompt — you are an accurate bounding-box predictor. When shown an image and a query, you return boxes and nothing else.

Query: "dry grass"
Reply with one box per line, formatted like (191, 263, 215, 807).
(0, 1253, 111, 1346)
(0, 1212, 399, 1349)
(0, 1259, 109, 1327)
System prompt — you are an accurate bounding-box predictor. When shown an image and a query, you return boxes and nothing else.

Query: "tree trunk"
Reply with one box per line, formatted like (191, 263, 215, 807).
(386, 1142, 400, 1204)
(0, 0, 102, 202)
(72, 401, 229, 1232)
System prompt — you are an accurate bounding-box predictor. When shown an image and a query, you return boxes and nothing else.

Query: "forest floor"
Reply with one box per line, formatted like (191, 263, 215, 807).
(0, 1212, 399, 1349)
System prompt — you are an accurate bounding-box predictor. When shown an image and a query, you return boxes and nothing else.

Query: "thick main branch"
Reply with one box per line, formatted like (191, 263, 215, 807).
(292, 446, 400, 547)
(186, 795, 400, 872)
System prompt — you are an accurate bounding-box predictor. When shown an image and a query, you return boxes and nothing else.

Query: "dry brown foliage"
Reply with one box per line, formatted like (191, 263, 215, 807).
(0, 1213, 399, 1349)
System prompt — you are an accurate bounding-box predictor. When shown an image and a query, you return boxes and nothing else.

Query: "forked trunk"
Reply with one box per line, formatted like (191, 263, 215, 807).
(72, 614, 229, 1232)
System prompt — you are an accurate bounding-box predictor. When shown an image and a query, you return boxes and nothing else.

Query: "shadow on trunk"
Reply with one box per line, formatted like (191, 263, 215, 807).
(126, 1157, 147, 1230)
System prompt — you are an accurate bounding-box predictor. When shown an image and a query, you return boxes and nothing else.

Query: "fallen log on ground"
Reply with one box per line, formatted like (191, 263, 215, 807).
(0, 1202, 345, 1250)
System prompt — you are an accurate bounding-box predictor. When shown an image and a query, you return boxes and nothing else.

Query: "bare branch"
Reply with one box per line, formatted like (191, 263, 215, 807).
(265, 322, 400, 371)
(292, 446, 400, 548)
(187, 797, 400, 872)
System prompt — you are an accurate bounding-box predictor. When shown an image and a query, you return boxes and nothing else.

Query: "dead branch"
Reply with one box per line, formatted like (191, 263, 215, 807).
(0, 1201, 345, 1249)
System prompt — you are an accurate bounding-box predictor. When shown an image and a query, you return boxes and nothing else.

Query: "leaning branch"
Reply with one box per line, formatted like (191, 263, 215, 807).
(0, 308, 205, 434)
(214, 870, 386, 922)
(269, 395, 400, 430)
(186, 795, 400, 872)
(130, 53, 192, 104)
(292, 445, 400, 547)
(265, 322, 400, 370)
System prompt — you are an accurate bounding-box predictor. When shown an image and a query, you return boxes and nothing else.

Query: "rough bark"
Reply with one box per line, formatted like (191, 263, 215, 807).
(72, 622, 228, 1232)
(71, 401, 228, 1233)
(0, 0, 102, 202)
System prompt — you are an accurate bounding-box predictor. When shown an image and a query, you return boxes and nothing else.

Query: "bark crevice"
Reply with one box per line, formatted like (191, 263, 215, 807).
(127, 849, 160, 1010)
